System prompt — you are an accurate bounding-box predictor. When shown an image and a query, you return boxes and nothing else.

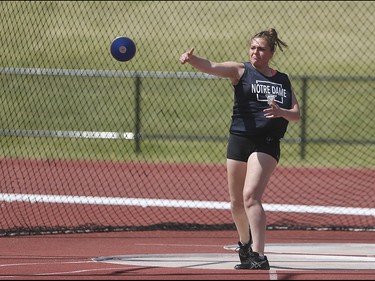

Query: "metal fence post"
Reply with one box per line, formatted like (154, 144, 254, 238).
(134, 75, 142, 154)
(300, 77, 308, 160)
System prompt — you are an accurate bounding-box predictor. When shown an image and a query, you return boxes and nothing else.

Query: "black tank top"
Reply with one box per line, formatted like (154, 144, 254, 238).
(230, 62, 292, 138)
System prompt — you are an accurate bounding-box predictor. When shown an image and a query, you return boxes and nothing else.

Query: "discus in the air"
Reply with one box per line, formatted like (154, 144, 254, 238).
(110, 36, 136, 62)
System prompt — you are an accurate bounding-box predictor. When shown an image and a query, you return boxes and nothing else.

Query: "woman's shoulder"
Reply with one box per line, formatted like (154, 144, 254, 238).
(274, 70, 291, 81)
(274, 69, 289, 77)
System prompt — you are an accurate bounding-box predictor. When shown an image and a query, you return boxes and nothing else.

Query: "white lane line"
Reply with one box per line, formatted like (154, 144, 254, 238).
(269, 269, 278, 280)
(0, 261, 93, 267)
(2, 193, 374, 216)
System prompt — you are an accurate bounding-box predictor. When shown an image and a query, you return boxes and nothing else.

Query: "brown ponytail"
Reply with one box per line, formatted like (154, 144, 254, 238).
(251, 28, 288, 53)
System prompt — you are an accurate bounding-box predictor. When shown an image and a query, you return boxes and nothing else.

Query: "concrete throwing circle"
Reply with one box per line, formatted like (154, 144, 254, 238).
(93, 243, 375, 270)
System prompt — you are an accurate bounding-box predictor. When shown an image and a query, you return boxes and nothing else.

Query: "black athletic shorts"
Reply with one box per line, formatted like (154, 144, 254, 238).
(226, 133, 281, 163)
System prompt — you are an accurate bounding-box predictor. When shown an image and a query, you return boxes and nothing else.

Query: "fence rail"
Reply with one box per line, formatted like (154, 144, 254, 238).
(1, 67, 374, 159)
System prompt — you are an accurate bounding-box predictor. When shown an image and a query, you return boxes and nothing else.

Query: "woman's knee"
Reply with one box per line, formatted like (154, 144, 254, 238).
(230, 198, 246, 212)
(243, 192, 260, 209)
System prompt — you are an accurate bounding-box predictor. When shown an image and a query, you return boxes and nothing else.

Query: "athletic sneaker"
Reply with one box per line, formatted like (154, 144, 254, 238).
(235, 240, 252, 264)
(234, 251, 270, 270)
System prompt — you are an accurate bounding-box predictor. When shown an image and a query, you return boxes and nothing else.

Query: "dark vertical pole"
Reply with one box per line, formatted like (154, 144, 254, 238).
(300, 77, 308, 160)
(134, 75, 141, 154)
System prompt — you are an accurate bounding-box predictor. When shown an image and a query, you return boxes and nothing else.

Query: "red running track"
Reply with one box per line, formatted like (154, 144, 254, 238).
(1, 158, 374, 233)
(0, 230, 374, 280)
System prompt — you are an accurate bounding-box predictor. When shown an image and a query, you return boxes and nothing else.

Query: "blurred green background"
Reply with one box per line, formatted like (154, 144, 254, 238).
(1, 1, 374, 168)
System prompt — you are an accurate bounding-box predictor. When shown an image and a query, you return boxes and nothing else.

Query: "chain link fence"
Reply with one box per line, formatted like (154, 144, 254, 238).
(1, 1, 374, 235)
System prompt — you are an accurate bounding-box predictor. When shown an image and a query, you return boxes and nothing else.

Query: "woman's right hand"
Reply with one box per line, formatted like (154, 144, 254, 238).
(179, 48, 195, 64)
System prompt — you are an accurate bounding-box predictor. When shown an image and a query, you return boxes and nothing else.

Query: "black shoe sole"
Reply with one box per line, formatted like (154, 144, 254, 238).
(234, 263, 270, 270)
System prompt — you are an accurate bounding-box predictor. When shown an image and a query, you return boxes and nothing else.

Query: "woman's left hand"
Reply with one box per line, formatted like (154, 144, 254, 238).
(263, 100, 283, 119)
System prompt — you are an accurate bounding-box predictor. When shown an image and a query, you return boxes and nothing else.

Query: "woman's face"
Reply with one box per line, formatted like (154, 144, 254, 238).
(249, 38, 273, 68)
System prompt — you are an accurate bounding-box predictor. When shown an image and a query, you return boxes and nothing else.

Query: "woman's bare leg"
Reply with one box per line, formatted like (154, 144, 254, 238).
(227, 159, 251, 244)
(243, 152, 277, 254)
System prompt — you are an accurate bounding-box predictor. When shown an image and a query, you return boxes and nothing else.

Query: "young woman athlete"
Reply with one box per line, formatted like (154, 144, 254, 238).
(179, 28, 301, 270)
